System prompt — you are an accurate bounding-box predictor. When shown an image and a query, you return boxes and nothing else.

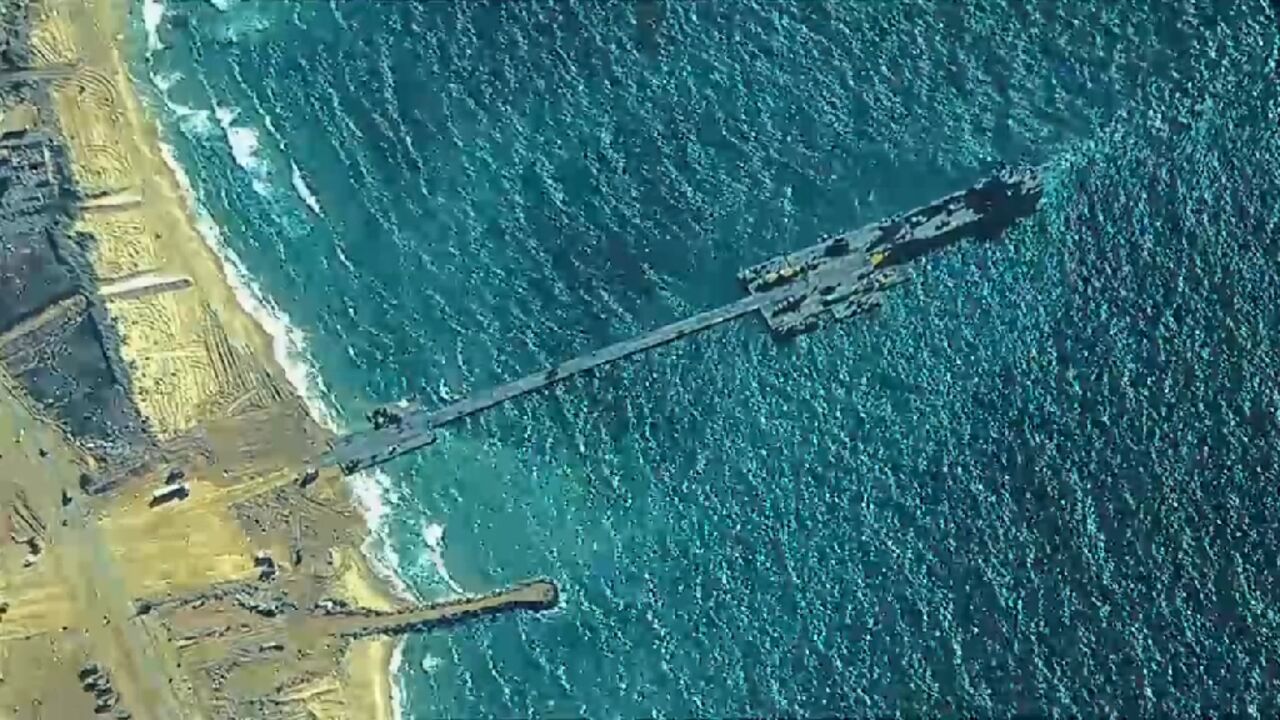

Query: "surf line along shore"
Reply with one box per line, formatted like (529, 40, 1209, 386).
(320, 165, 1046, 476)
(0, 2, 556, 719)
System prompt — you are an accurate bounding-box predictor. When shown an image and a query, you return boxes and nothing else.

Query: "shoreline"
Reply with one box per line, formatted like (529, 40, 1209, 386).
(122, 2, 415, 717)
(137, 35, 419, 720)
(149, 106, 419, 605)
(34, 0, 409, 716)
(129, 5, 420, 615)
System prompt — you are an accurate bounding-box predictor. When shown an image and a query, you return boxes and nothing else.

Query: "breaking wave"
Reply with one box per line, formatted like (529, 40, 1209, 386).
(290, 161, 324, 216)
(421, 520, 465, 595)
(141, 0, 165, 54)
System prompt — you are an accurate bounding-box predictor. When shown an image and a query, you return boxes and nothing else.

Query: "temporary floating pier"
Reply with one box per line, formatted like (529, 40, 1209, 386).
(318, 166, 1045, 475)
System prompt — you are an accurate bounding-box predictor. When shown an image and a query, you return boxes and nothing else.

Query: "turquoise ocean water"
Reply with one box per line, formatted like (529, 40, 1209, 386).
(132, 1, 1280, 717)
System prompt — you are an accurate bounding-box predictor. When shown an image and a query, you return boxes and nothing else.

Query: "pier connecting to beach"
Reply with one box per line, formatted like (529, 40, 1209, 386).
(319, 166, 1045, 475)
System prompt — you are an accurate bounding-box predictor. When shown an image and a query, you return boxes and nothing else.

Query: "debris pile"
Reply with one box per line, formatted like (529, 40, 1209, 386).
(232, 589, 296, 618)
(313, 597, 351, 615)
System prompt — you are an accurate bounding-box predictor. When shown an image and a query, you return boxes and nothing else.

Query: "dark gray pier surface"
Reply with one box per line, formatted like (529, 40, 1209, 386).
(320, 166, 1044, 475)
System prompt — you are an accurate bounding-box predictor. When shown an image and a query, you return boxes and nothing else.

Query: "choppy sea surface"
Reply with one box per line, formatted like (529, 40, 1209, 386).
(130, 1, 1280, 717)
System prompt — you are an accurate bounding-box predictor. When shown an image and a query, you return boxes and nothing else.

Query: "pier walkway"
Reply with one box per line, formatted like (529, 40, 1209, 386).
(318, 166, 1045, 475)
(324, 283, 804, 473)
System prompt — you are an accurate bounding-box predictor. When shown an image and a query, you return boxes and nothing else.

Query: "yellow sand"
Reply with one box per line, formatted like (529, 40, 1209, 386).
(11, 0, 402, 718)
(0, 374, 195, 719)
(31, 0, 289, 439)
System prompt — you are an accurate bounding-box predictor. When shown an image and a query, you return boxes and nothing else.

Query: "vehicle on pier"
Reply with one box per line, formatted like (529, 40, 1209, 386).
(737, 165, 1043, 337)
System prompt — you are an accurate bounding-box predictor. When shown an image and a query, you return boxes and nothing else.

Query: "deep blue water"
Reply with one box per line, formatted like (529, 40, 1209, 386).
(134, 1, 1280, 717)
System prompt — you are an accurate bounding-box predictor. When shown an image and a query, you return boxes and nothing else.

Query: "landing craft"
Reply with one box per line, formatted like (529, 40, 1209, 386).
(737, 165, 1044, 336)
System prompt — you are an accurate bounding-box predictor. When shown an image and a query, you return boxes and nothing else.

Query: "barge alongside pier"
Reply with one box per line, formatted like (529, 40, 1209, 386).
(320, 166, 1045, 475)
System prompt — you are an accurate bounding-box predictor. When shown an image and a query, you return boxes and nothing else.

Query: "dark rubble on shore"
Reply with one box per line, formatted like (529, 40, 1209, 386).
(0, 1, 151, 485)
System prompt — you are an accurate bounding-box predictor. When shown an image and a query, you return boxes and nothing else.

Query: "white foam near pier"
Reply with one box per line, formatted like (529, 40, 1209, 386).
(421, 520, 464, 595)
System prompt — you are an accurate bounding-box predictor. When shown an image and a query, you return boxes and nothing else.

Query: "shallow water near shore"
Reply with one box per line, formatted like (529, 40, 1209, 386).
(131, 1, 1280, 717)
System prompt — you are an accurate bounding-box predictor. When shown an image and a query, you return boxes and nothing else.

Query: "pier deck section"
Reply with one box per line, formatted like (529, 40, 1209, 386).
(321, 289, 787, 473)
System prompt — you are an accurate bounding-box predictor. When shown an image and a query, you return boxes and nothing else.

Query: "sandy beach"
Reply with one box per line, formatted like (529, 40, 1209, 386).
(0, 0, 402, 716)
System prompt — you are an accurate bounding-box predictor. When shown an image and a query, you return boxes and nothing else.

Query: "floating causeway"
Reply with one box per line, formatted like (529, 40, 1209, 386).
(319, 166, 1045, 475)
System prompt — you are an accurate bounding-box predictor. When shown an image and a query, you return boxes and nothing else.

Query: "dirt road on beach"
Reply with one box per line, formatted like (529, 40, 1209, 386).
(0, 376, 191, 719)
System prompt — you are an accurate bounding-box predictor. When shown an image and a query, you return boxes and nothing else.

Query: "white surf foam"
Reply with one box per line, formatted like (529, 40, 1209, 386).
(213, 105, 271, 196)
(142, 0, 166, 54)
(420, 653, 444, 674)
(171, 102, 214, 137)
(150, 70, 181, 93)
(207, 0, 235, 10)
(164, 98, 213, 137)
(290, 162, 325, 216)
(388, 636, 409, 720)
(148, 72, 214, 137)
(352, 468, 417, 602)
(212, 105, 321, 225)
(422, 520, 465, 594)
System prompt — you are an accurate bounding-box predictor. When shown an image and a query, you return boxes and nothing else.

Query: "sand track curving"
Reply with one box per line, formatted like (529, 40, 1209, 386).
(27, 4, 75, 65)
(71, 147, 131, 192)
(109, 293, 221, 437)
(78, 212, 158, 278)
(71, 64, 118, 106)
